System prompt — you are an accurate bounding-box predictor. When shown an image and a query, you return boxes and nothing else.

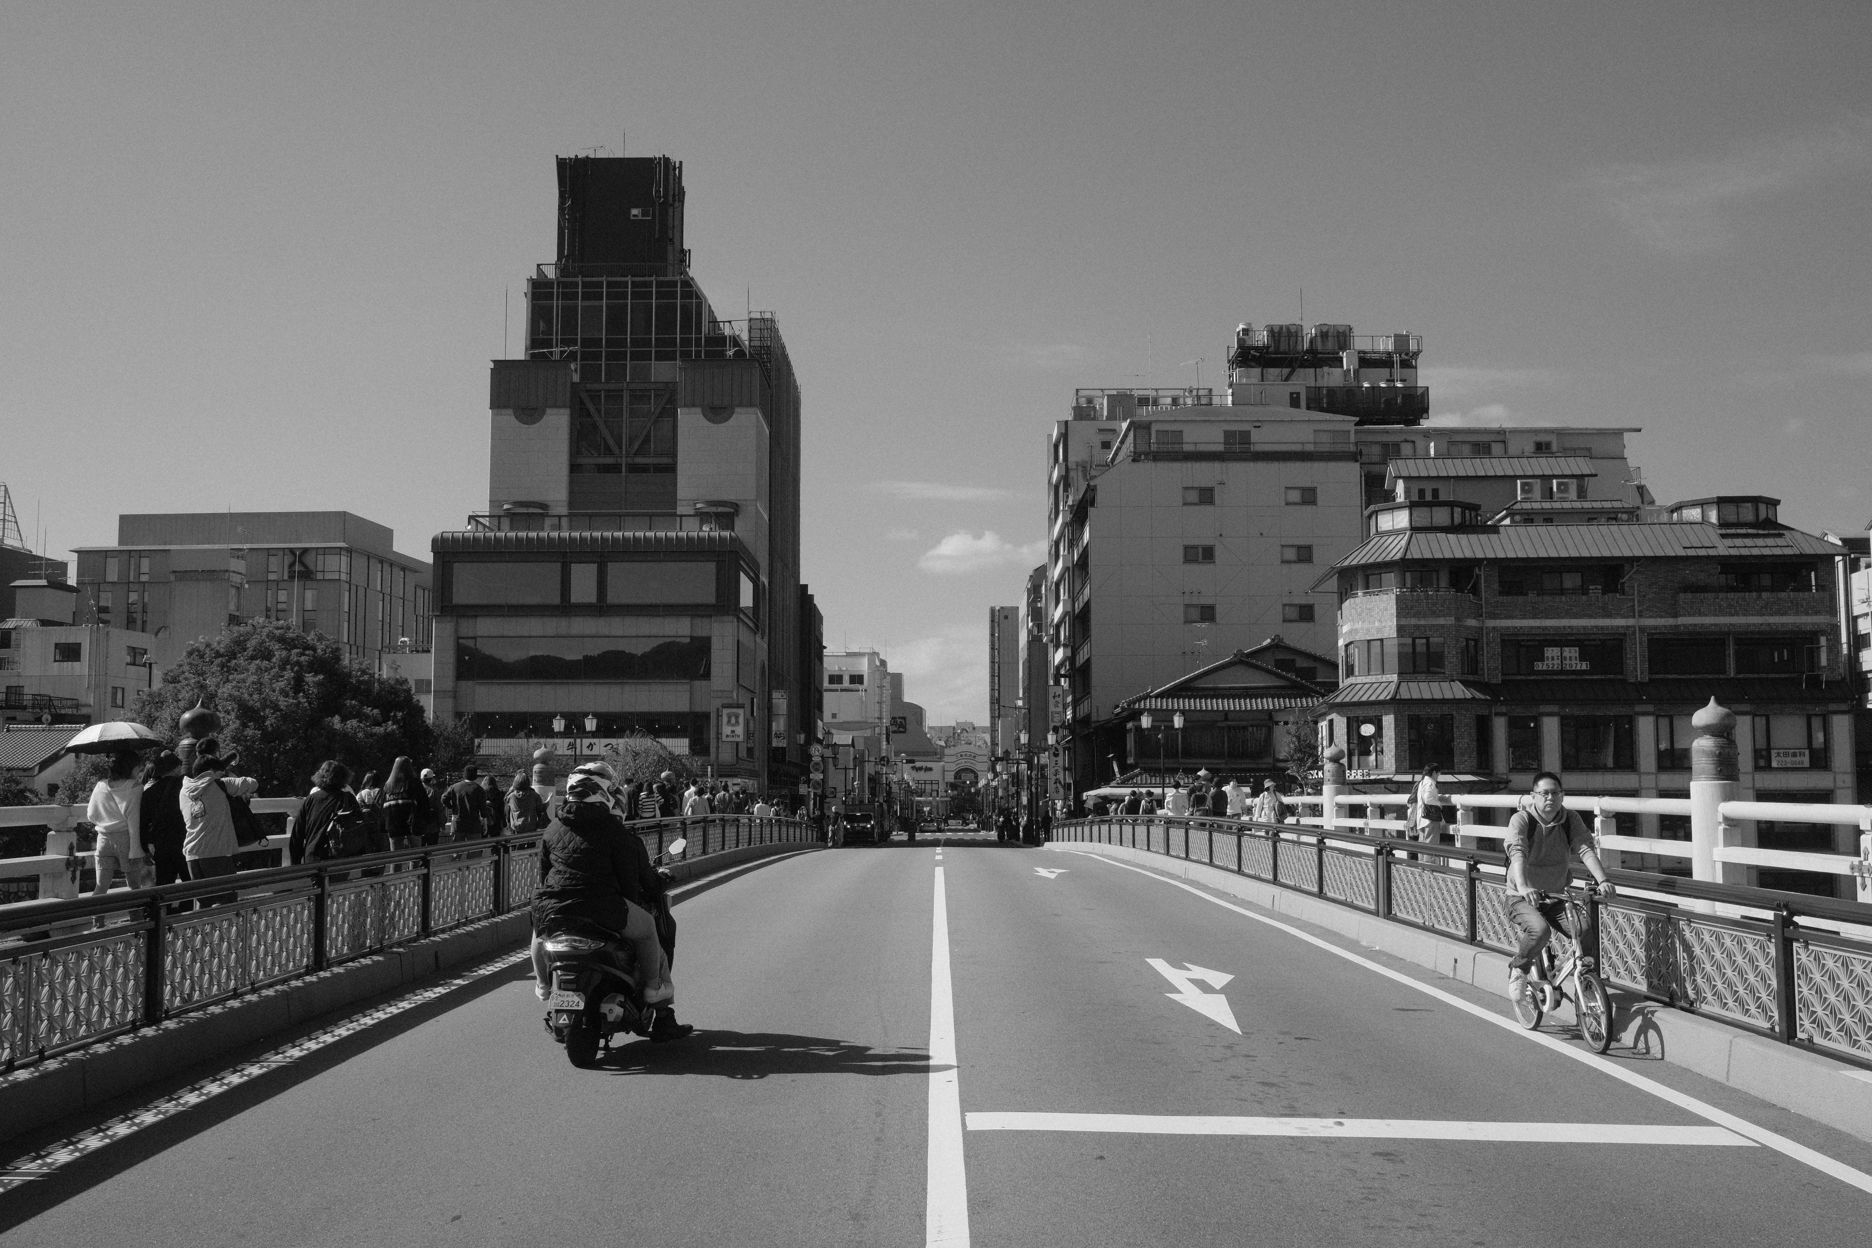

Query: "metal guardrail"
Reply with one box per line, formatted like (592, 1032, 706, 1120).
(0, 815, 815, 1071)
(1053, 814, 1872, 1071)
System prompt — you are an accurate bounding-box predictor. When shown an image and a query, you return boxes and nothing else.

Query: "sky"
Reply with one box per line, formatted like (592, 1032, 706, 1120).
(4, 1, 1869, 724)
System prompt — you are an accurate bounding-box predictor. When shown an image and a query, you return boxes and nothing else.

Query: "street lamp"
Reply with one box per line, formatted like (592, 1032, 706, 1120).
(551, 714, 566, 734)
(584, 712, 598, 734)
(1174, 711, 1185, 780)
(1139, 711, 1159, 787)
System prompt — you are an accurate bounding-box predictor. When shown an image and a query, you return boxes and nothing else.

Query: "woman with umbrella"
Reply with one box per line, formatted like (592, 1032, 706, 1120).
(85, 750, 149, 898)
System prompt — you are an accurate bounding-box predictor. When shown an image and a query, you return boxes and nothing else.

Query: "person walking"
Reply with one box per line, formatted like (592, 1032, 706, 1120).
(419, 769, 445, 845)
(440, 766, 491, 843)
(380, 756, 430, 855)
(1412, 764, 1448, 845)
(179, 747, 259, 906)
(139, 751, 190, 902)
(506, 767, 549, 835)
(290, 761, 361, 865)
(1251, 779, 1285, 825)
(86, 750, 149, 899)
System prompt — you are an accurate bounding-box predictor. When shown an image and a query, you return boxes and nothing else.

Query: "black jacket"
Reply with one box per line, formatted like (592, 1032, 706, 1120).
(532, 803, 664, 938)
(291, 786, 358, 863)
(140, 774, 187, 859)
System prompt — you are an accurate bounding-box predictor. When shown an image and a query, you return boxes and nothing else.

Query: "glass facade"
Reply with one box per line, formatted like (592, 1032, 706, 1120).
(457, 636, 711, 682)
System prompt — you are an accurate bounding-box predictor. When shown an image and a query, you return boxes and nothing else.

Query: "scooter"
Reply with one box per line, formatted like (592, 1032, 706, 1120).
(541, 837, 685, 1067)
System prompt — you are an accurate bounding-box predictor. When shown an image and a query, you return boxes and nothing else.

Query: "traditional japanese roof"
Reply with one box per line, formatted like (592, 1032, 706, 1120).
(431, 530, 743, 553)
(1386, 455, 1596, 482)
(1116, 638, 1338, 715)
(0, 727, 81, 772)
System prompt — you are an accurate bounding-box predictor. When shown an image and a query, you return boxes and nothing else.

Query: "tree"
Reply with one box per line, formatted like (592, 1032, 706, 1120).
(0, 775, 50, 859)
(600, 733, 697, 786)
(134, 620, 439, 793)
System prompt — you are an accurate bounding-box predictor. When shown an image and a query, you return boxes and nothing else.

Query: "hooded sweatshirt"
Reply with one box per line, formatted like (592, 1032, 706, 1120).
(1504, 797, 1594, 894)
(179, 772, 259, 860)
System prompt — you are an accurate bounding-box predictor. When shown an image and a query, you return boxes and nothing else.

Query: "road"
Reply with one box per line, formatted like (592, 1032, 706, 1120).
(3, 833, 1871, 1246)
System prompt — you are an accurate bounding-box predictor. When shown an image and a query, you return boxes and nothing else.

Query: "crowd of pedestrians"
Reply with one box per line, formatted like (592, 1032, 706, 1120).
(49, 747, 802, 905)
(1085, 772, 1292, 826)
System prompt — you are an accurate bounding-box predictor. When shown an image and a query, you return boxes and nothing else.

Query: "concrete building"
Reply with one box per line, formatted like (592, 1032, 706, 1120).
(429, 154, 809, 794)
(1318, 494, 1858, 897)
(1, 580, 158, 727)
(987, 605, 1021, 761)
(73, 512, 431, 673)
(1044, 319, 1653, 805)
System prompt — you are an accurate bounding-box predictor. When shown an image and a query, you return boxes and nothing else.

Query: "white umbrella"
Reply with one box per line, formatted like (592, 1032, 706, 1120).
(63, 721, 165, 754)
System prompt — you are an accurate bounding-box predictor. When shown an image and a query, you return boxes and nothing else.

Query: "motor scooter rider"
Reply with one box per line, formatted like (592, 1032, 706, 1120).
(530, 773, 693, 1041)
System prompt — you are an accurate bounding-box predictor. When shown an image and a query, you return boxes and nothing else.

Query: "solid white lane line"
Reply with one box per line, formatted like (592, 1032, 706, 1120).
(1070, 851, 1872, 1195)
(0, 949, 532, 1193)
(966, 1113, 1751, 1145)
(927, 866, 970, 1247)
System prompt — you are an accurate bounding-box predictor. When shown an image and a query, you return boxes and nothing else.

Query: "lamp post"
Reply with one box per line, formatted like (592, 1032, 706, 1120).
(1139, 712, 1159, 788)
(1174, 711, 1186, 782)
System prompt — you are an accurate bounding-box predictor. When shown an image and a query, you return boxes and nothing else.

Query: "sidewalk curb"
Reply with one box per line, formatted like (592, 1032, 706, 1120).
(0, 842, 809, 1149)
(1052, 840, 1872, 1146)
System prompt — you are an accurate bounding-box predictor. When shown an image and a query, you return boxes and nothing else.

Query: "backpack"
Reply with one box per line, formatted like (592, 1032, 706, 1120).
(217, 780, 268, 847)
(306, 795, 366, 860)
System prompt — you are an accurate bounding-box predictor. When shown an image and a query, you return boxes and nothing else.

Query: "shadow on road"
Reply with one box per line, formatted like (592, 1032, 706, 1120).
(596, 1029, 942, 1079)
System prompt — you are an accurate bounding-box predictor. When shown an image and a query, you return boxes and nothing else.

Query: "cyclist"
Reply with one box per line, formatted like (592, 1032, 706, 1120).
(1504, 771, 1616, 1009)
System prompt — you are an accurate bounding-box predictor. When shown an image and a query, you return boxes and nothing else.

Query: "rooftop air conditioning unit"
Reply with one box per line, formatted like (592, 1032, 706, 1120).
(1552, 479, 1578, 500)
(1517, 479, 1539, 501)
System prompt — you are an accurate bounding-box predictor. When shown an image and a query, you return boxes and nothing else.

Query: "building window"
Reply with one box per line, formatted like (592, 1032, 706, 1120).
(1184, 603, 1217, 623)
(1500, 637, 1625, 677)
(1285, 487, 1318, 506)
(827, 674, 844, 685)
(847, 674, 865, 686)
(1498, 566, 1624, 597)
(1475, 714, 1494, 773)
(1753, 714, 1828, 770)
(1733, 635, 1819, 675)
(1182, 487, 1215, 506)
(110, 687, 125, 708)
(1507, 715, 1541, 771)
(1183, 545, 1216, 564)
(1223, 429, 1252, 450)
(1348, 716, 1384, 770)
(1406, 714, 1455, 770)
(1560, 715, 1634, 770)
(1398, 636, 1445, 675)
(1282, 603, 1315, 622)
(1715, 563, 1816, 592)
(1649, 635, 1727, 676)
(1280, 545, 1314, 564)
(104, 554, 120, 582)
(449, 561, 562, 606)
(569, 563, 599, 604)
(1152, 428, 1183, 450)
(1461, 636, 1479, 675)
(53, 642, 82, 664)
(1657, 713, 1694, 770)
(96, 589, 112, 624)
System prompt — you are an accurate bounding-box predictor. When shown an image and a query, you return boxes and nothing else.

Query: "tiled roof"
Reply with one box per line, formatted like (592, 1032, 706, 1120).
(431, 531, 742, 553)
(1320, 679, 1492, 705)
(0, 728, 81, 771)
(1329, 523, 1840, 569)
(1131, 693, 1324, 712)
(1387, 455, 1596, 481)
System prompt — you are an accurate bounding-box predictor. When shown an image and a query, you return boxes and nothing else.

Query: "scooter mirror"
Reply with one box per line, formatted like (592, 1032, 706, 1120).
(666, 837, 688, 858)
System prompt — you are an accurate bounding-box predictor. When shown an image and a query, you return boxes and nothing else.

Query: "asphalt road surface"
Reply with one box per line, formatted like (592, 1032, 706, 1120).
(4, 832, 1871, 1246)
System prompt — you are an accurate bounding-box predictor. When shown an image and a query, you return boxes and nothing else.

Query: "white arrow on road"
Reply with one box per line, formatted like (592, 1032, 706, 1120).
(1033, 868, 1068, 879)
(1146, 958, 1240, 1033)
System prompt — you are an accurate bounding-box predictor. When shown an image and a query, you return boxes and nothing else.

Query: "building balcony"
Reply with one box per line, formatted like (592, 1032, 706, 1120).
(1127, 440, 1359, 463)
(1338, 588, 1481, 629)
(1673, 589, 1835, 619)
(466, 511, 733, 535)
(1487, 591, 1635, 621)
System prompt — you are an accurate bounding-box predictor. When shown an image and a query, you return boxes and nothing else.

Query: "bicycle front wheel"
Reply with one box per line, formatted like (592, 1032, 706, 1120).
(1575, 972, 1613, 1053)
(1511, 977, 1543, 1029)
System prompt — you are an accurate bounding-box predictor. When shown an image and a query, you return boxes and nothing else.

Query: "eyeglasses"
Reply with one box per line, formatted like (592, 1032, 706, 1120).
(1533, 787, 1564, 797)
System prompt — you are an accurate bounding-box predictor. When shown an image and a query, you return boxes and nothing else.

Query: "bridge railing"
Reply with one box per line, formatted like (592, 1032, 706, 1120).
(0, 813, 816, 1072)
(1053, 812, 1872, 1071)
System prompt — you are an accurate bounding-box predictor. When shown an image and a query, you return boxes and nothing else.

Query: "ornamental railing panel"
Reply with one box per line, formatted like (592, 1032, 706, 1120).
(1322, 848, 1376, 911)
(1795, 935, 1872, 1064)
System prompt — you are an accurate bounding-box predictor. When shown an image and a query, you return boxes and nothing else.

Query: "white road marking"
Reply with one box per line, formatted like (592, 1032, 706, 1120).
(1146, 958, 1240, 1034)
(1032, 868, 1067, 879)
(1070, 850, 1872, 1196)
(926, 866, 970, 1247)
(0, 949, 533, 1193)
(967, 1113, 1753, 1146)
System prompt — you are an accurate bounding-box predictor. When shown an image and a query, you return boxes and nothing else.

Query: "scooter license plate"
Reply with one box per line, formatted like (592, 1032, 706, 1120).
(547, 989, 585, 1011)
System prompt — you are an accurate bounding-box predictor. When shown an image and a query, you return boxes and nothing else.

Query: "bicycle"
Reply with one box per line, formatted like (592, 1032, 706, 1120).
(1509, 883, 1614, 1053)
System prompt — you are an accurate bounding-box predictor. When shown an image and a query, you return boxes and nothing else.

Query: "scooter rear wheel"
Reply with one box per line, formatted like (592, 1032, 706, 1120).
(564, 1021, 601, 1068)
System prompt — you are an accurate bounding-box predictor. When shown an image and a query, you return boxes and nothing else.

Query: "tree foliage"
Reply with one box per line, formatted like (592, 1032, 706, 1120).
(134, 620, 439, 793)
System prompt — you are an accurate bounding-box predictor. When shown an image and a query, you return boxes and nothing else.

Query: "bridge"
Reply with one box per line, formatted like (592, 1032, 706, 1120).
(2, 808, 1871, 1244)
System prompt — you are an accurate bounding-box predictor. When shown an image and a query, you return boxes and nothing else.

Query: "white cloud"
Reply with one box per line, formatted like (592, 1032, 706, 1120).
(879, 627, 989, 724)
(871, 480, 1012, 503)
(1582, 119, 1872, 254)
(917, 530, 1047, 575)
(1426, 404, 1527, 428)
